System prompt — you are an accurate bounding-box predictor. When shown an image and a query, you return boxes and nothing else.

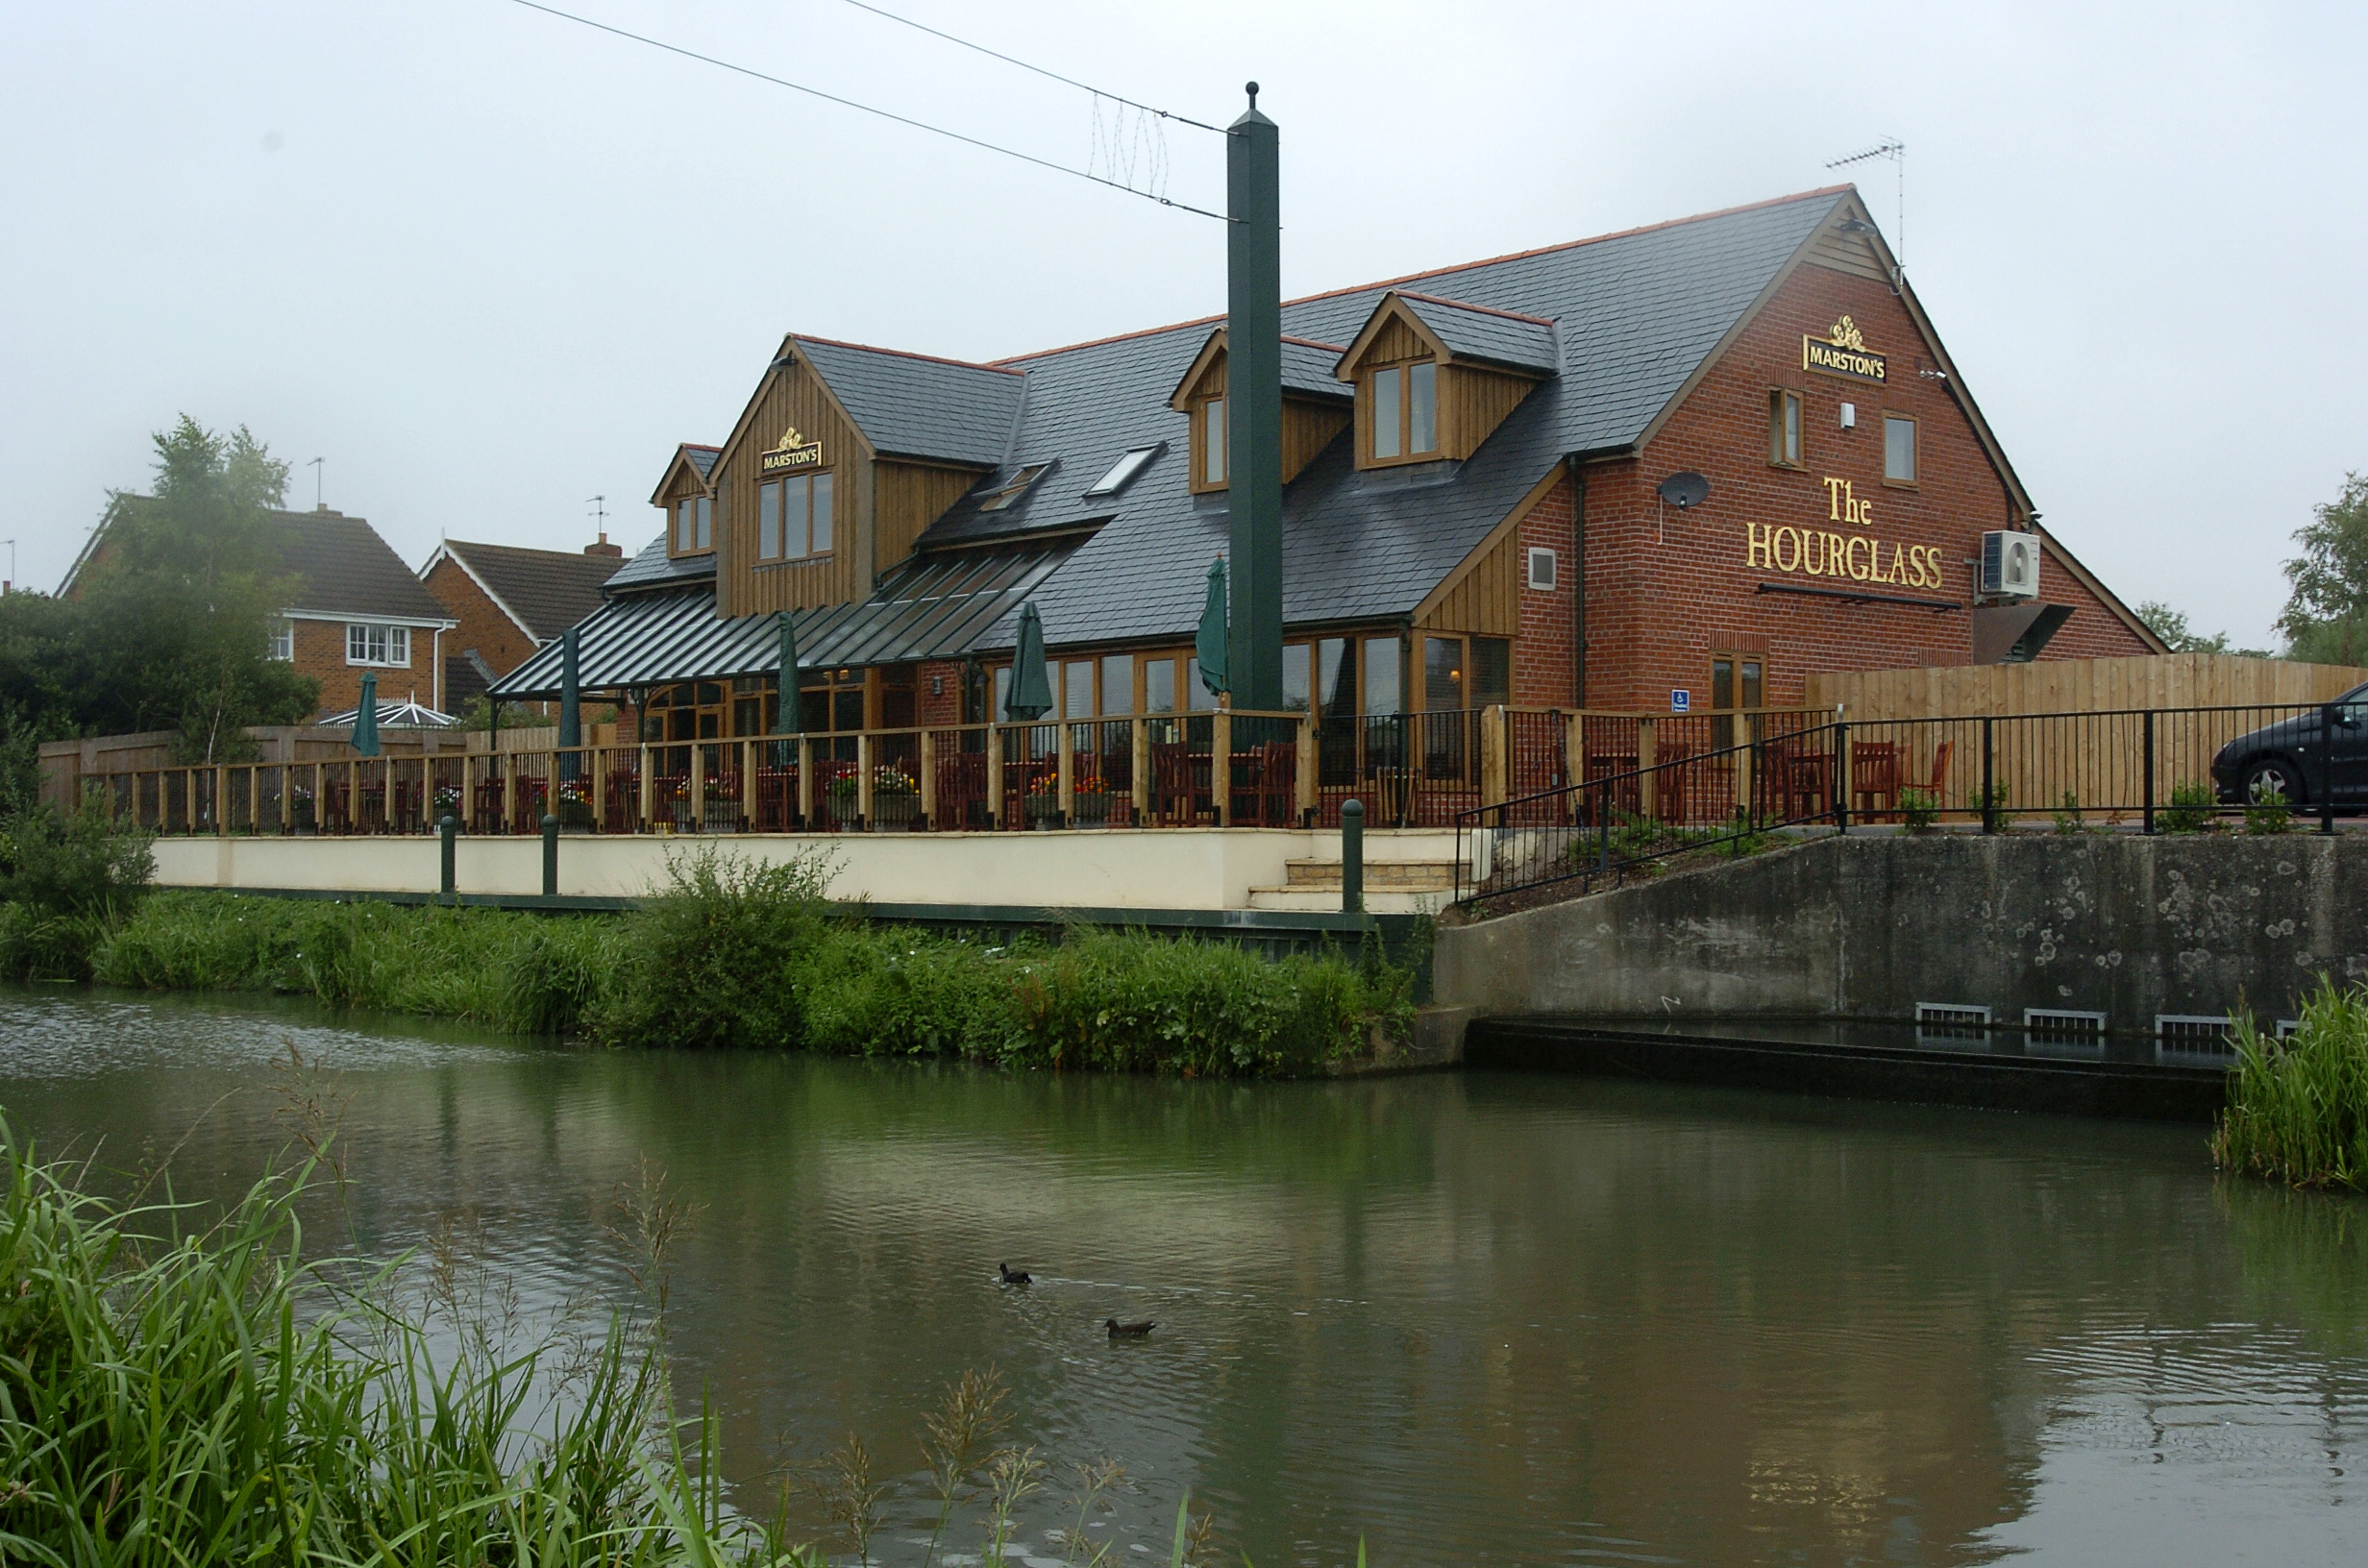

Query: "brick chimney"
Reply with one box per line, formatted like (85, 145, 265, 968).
(584, 531, 624, 558)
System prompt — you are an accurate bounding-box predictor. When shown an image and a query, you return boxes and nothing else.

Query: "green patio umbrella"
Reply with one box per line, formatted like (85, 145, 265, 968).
(351, 672, 380, 758)
(1005, 602, 1052, 721)
(557, 626, 580, 781)
(1196, 555, 1229, 699)
(776, 611, 802, 734)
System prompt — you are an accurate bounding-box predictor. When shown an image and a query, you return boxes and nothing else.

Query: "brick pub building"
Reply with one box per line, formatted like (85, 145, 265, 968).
(498, 186, 2159, 750)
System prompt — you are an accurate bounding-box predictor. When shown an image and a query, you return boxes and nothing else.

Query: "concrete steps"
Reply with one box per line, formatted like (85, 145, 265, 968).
(1247, 857, 1459, 913)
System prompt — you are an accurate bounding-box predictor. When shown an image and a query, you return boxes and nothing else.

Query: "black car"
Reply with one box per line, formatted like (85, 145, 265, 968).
(2211, 682, 2368, 806)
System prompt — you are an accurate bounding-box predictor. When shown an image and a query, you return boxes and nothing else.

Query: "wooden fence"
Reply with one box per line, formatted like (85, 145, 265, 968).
(1805, 653, 2368, 722)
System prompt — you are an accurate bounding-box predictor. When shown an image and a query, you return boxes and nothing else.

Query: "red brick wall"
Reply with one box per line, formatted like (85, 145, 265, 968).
(1514, 476, 1580, 708)
(1577, 262, 2152, 710)
(292, 617, 428, 716)
(423, 557, 536, 679)
(917, 660, 966, 726)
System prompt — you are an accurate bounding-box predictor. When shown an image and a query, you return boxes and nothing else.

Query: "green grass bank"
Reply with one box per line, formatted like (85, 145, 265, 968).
(4, 827, 1415, 1075)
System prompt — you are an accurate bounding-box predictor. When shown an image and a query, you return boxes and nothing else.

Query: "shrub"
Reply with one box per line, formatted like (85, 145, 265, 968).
(2213, 981, 2368, 1188)
(1897, 787, 1940, 832)
(0, 800, 155, 979)
(2246, 777, 2293, 835)
(589, 846, 833, 1050)
(1968, 781, 2010, 821)
(2161, 779, 2217, 834)
(2052, 789, 2088, 834)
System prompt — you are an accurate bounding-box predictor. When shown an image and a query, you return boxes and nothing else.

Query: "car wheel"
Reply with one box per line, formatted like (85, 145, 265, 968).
(2243, 756, 2306, 807)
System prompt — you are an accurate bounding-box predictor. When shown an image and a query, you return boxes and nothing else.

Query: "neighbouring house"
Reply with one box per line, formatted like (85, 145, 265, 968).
(491, 185, 2163, 771)
(63, 502, 458, 718)
(417, 534, 628, 708)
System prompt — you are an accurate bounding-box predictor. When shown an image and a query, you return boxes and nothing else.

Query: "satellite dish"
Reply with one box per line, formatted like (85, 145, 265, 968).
(1657, 472, 1711, 511)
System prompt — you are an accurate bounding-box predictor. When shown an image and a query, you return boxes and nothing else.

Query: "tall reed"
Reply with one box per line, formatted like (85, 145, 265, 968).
(2212, 980, 2368, 1188)
(0, 1123, 817, 1565)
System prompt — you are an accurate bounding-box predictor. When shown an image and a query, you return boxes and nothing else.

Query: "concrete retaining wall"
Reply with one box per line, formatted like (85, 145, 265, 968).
(149, 826, 1456, 912)
(1434, 833, 2368, 1029)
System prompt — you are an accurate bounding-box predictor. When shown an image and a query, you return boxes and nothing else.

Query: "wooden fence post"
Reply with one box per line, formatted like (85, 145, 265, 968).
(638, 742, 654, 831)
(1213, 709, 1233, 827)
(856, 731, 875, 829)
(1132, 718, 1152, 824)
(796, 736, 815, 828)
(1295, 712, 1318, 821)
(919, 728, 938, 828)
(1637, 716, 1656, 775)
(1056, 722, 1074, 825)
(986, 725, 1005, 828)
(1480, 704, 1507, 809)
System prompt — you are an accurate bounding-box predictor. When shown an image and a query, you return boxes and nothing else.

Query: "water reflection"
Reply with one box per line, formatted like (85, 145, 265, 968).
(3, 989, 2364, 1566)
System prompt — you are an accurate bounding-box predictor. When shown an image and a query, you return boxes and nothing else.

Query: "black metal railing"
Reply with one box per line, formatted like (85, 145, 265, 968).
(1457, 700, 2355, 911)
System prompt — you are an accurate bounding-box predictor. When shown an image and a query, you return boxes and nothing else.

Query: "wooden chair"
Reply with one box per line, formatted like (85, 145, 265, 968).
(1851, 742, 1903, 820)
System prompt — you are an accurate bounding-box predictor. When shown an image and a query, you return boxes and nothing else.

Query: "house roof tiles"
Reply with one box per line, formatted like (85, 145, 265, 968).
(433, 540, 623, 643)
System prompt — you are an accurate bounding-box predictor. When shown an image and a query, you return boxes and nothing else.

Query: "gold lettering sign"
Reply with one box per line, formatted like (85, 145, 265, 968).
(760, 425, 824, 475)
(1802, 315, 1887, 382)
(1742, 471, 1942, 587)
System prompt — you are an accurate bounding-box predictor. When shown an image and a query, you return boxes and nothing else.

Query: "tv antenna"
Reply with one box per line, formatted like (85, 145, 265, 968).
(586, 495, 607, 533)
(307, 456, 325, 509)
(1827, 137, 1905, 267)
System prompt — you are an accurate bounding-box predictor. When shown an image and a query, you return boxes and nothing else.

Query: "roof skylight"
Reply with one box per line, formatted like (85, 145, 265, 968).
(977, 462, 1051, 512)
(1084, 445, 1162, 498)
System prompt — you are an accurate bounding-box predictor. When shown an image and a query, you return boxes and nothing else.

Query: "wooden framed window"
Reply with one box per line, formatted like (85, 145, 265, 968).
(757, 472, 835, 562)
(672, 496, 713, 553)
(1367, 361, 1442, 464)
(1884, 414, 1917, 486)
(1769, 389, 1804, 468)
(1200, 398, 1226, 487)
(1710, 652, 1765, 749)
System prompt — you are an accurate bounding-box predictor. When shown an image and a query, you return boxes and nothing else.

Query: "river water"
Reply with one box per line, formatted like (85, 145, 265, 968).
(6, 987, 2365, 1566)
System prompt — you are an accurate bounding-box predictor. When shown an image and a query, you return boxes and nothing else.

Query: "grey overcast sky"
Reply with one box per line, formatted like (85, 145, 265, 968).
(4, 1, 2360, 644)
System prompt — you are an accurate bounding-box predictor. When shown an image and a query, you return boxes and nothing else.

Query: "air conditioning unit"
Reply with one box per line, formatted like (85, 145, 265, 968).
(1981, 530, 2040, 599)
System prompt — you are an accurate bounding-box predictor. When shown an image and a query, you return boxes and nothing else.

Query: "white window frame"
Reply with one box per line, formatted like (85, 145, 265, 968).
(267, 619, 294, 661)
(1884, 413, 1918, 485)
(1526, 547, 1558, 592)
(345, 623, 410, 668)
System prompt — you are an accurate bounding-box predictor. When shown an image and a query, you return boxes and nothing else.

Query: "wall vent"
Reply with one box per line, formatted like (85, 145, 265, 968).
(2156, 1014, 2235, 1054)
(2024, 1009, 2107, 1058)
(1916, 1002, 1991, 1043)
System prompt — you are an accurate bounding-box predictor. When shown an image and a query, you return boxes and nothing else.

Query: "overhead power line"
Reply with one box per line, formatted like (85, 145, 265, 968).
(502, 0, 1226, 220)
(840, 0, 1223, 134)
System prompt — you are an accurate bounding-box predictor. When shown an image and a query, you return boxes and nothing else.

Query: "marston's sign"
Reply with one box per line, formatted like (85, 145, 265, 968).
(1802, 315, 1887, 383)
(760, 426, 825, 475)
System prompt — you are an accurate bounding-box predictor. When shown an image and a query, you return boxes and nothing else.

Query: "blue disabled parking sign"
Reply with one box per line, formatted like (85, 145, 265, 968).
(1670, 689, 1691, 712)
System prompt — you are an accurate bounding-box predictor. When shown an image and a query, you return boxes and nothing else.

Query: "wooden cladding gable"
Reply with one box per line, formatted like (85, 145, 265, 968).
(1806, 220, 1891, 282)
(875, 459, 988, 574)
(1414, 521, 1520, 638)
(1441, 364, 1535, 461)
(711, 353, 876, 619)
(1169, 329, 1228, 410)
(1283, 402, 1351, 481)
(652, 448, 716, 505)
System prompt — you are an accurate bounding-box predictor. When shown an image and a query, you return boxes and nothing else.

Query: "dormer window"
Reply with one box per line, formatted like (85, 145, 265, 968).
(1086, 445, 1161, 498)
(978, 463, 1051, 512)
(1369, 361, 1439, 461)
(1200, 400, 1226, 486)
(675, 496, 713, 552)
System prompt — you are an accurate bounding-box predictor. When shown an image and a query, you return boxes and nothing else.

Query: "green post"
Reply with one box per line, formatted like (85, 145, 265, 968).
(1227, 83, 1283, 712)
(541, 813, 558, 898)
(1340, 797, 1364, 915)
(439, 814, 456, 900)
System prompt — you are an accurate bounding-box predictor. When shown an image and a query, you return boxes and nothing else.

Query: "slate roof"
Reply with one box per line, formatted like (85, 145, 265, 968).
(491, 540, 1076, 697)
(604, 532, 717, 593)
(792, 337, 1024, 466)
(686, 446, 719, 479)
(434, 540, 622, 642)
(270, 510, 451, 622)
(914, 188, 1850, 652)
(525, 189, 1853, 683)
(1281, 336, 1351, 399)
(1393, 294, 1559, 375)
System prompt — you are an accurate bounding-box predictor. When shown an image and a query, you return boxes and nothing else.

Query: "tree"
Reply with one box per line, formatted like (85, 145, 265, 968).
(69, 417, 318, 759)
(2132, 600, 2271, 659)
(2277, 473, 2368, 667)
